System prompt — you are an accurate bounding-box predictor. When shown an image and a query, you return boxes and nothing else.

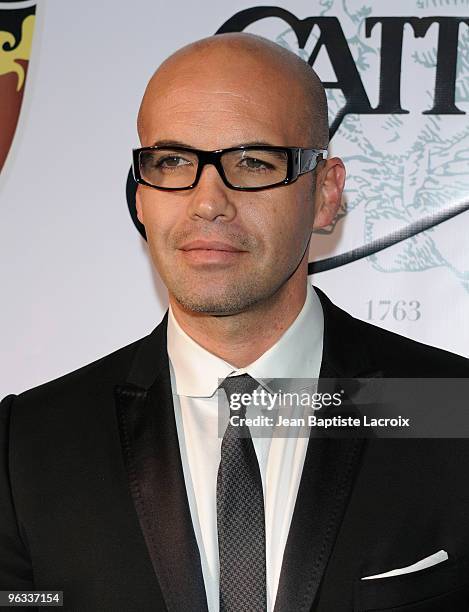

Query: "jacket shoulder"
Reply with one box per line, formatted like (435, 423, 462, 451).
(315, 286, 469, 377)
(4, 334, 146, 408)
(358, 315, 469, 375)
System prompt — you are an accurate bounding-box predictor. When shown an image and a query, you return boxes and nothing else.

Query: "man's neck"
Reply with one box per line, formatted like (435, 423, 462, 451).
(168, 276, 308, 368)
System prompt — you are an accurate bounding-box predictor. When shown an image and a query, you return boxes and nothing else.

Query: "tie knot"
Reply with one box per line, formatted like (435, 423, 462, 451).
(219, 374, 259, 417)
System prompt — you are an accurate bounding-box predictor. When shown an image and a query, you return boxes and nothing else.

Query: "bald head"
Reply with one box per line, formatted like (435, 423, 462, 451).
(137, 32, 328, 148)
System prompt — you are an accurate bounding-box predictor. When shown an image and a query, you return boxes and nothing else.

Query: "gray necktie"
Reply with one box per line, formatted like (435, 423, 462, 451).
(217, 374, 267, 612)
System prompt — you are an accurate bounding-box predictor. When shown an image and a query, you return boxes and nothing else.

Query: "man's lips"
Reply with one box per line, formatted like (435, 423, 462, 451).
(179, 240, 245, 252)
(178, 240, 248, 264)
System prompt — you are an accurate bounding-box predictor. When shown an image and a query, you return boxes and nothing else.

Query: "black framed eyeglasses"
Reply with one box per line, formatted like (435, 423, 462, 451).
(132, 145, 327, 192)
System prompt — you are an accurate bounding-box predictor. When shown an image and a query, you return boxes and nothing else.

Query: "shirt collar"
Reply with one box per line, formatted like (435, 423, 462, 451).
(167, 282, 323, 398)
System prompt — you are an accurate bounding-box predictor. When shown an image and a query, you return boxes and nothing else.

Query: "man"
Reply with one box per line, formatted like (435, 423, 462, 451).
(1, 33, 469, 612)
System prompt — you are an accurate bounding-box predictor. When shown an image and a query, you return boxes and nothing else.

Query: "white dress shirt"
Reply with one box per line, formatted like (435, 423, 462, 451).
(167, 282, 324, 612)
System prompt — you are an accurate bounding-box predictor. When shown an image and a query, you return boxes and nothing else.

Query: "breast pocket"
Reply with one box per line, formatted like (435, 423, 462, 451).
(354, 555, 469, 611)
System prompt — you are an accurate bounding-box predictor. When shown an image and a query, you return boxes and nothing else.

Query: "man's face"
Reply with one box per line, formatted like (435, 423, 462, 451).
(136, 47, 321, 315)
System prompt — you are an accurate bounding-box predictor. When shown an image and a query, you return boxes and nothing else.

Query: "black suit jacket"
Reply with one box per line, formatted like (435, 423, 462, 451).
(1, 287, 469, 612)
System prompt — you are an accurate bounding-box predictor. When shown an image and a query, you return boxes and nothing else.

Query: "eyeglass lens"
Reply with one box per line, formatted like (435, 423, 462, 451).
(139, 148, 289, 189)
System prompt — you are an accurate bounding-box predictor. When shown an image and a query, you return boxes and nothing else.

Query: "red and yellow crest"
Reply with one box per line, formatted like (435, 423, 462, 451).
(0, 3, 36, 172)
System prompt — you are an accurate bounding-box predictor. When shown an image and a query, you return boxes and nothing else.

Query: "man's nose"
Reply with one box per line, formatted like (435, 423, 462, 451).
(187, 164, 236, 222)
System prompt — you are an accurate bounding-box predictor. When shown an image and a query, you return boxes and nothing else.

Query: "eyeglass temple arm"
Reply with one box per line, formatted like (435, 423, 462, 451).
(298, 149, 328, 175)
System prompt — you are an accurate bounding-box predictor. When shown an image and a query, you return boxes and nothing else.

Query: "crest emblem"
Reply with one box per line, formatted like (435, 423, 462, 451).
(0, 2, 36, 173)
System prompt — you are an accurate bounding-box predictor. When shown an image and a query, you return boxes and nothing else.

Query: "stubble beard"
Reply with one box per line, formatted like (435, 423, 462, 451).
(168, 269, 275, 316)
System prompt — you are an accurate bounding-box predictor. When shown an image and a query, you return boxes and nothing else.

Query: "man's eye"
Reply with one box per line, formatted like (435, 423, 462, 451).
(239, 157, 273, 171)
(157, 156, 191, 168)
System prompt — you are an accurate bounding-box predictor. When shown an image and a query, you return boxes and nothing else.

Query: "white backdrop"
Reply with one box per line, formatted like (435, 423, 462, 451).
(1, 0, 468, 397)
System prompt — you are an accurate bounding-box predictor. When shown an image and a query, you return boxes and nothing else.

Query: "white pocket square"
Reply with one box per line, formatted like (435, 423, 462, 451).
(361, 550, 448, 580)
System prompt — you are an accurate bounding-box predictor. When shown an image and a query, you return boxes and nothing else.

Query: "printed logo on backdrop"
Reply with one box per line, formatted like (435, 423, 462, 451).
(126, 1, 469, 291)
(0, 0, 36, 174)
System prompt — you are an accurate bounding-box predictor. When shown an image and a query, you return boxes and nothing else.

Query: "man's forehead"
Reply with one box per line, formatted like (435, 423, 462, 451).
(137, 33, 328, 148)
(138, 83, 297, 149)
(139, 61, 305, 140)
(148, 84, 257, 107)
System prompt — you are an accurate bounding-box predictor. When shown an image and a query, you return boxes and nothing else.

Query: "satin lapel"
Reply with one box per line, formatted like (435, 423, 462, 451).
(273, 435, 364, 612)
(115, 314, 208, 612)
(274, 287, 378, 612)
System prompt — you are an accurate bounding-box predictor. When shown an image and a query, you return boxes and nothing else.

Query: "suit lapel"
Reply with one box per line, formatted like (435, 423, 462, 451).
(115, 314, 208, 612)
(274, 287, 379, 612)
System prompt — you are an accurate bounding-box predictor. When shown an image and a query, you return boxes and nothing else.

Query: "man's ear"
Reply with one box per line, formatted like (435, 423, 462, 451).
(312, 157, 346, 230)
(136, 185, 144, 225)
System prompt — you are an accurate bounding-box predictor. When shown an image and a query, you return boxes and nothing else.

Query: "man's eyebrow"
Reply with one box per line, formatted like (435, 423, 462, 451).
(150, 139, 277, 148)
(237, 141, 276, 147)
(151, 139, 192, 147)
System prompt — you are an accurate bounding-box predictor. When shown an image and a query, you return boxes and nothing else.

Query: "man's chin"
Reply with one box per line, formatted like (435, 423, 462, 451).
(171, 291, 263, 317)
